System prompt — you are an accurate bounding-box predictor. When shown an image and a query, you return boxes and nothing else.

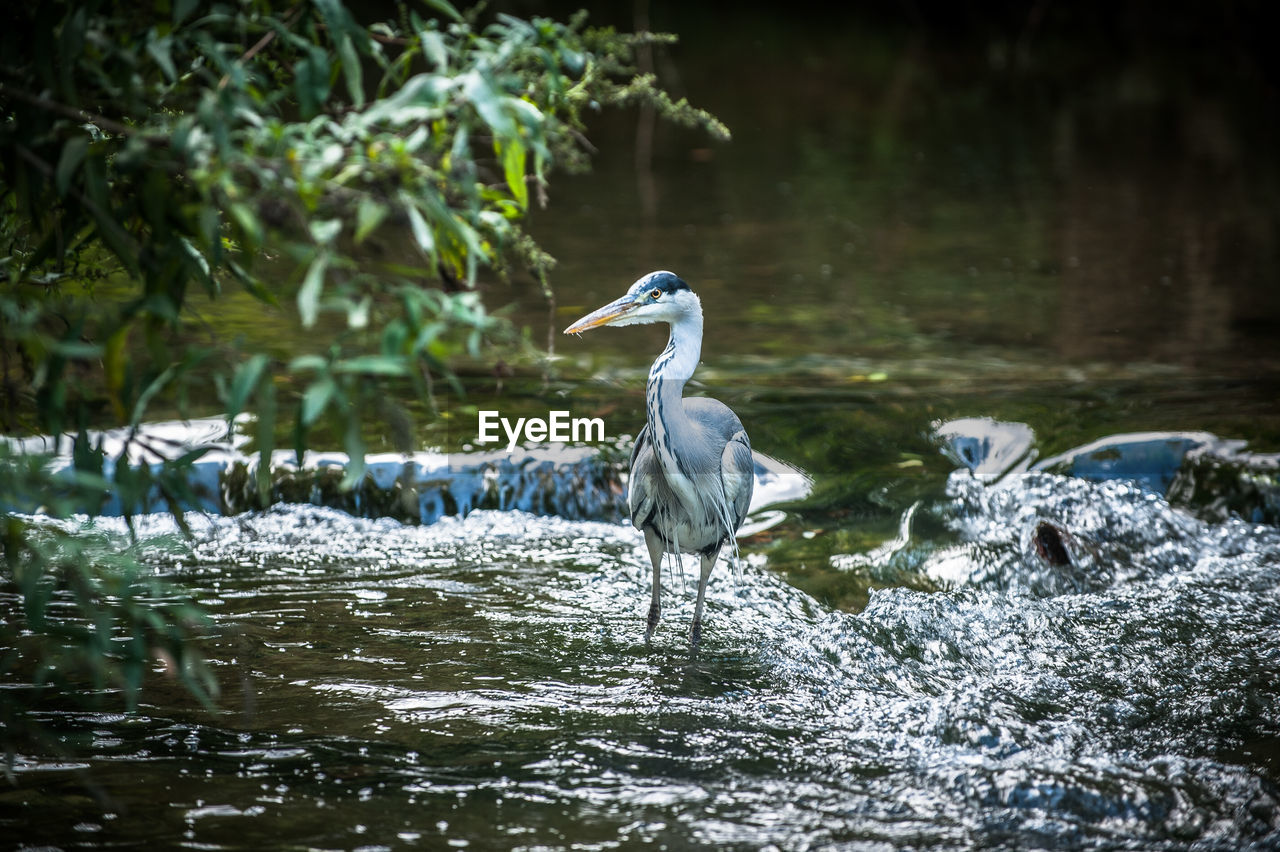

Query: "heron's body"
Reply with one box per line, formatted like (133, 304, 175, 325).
(630, 397, 752, 557)
(565, 271, 753, 645)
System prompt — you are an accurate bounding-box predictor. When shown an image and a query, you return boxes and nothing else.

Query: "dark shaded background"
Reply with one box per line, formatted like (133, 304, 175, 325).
(481, 0, 1279, 372)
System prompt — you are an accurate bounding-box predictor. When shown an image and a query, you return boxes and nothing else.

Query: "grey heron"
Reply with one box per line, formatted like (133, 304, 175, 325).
(565, 271, 753, 645)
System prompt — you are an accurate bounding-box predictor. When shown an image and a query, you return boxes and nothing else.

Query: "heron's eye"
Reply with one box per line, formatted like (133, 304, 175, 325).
(650, 289, 661, 300)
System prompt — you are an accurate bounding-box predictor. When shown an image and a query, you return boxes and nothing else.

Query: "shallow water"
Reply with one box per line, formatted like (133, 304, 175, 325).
(6, 4, 1280, 849)
(5, 438, 1279, 849)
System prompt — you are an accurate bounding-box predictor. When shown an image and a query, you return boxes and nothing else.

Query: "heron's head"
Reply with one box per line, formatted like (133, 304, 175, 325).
(564, 270, 700, 334)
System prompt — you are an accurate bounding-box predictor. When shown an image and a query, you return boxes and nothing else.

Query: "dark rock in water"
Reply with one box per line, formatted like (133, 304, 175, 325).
(1033, 521, 1072, 567)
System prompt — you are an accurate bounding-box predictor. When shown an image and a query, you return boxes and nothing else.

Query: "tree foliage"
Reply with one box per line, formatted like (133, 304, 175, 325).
(0, 0, 727, 735)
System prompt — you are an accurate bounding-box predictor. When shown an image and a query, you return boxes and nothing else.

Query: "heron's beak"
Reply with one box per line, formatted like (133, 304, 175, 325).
(563, 293, 640, 334)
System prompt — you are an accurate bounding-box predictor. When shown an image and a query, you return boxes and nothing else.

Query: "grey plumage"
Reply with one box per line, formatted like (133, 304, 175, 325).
(565, 271, 753, 645)
(628, 397, 753, 556)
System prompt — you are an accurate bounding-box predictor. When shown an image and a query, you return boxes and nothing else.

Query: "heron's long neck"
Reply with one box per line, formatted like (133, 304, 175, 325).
(645, 311, 702, 471)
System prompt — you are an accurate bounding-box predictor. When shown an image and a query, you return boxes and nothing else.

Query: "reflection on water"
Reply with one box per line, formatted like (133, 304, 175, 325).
(514, 3, 1280, 380)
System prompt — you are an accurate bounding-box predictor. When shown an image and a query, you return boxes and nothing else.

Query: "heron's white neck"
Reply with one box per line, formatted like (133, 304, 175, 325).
(647, 309, 701, 406)
(645, 308, 702, 477)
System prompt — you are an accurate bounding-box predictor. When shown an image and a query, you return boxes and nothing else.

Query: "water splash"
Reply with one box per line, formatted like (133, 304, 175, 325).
(12, 487, 1276, 849)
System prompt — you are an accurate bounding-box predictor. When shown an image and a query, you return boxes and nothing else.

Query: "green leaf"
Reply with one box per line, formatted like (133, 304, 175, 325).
(294, 47, 332, 118)
(339, 414, 366, 490)
(146, 33, 177, 82)
(227, 354, 268, 421)
(228, 202, 264, 250)
(464, 73, 516, 140)
(498, 137, 528, 210)
(355, 197, 388, 243)
(288, 354, 328, 372)
(338, 35, 364, 108)
(333, 355, 410, 377)
(404, 202, 436, 259)
(103, 325, 130, 420)
(420, 29, 447, 70)
(173, 0, 198, 25)
(178, 237, 215, 295)
(403, 125, 429, 153)
(423, 0, 464, 23)
(298, 253, 329, 327)
(560, 47, 585, 76)
(309, 218, 342, 245)
(131, 362, 181, 427)
(228, 260, 278, 305)
(55, 137, 88, 197)
(300, 376, 336, 426)
(57, 7, 87, 101)
(255, 380, 277, 509)
(313, 0, 366, 106)
(82, 154, 140, 277)
(50, 340, 103, 359)
(348, 295, 370, 330)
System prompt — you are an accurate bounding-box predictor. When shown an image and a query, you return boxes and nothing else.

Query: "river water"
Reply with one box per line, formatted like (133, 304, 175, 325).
(4, 418, 1279, 849)
(5, 3, 1280, 849)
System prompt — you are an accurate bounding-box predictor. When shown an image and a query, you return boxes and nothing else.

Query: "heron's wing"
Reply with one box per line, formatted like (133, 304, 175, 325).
(682, 397, 754, 537)
(720, 429, 754, 534)
(627, 423, 653, 531)
(628, 422, 649, 473)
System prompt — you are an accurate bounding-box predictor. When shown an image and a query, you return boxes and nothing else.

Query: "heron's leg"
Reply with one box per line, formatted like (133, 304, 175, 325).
(643, 528, 664, 642)
(690, 552, 716, 647)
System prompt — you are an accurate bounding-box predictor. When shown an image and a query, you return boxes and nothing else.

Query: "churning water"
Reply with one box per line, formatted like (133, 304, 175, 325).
(5, 418, 1279, 850)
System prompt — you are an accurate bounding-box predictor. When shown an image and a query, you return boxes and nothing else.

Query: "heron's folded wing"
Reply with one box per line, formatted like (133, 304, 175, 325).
(721, 430, 754, 533)
(627, 424, 653, 531)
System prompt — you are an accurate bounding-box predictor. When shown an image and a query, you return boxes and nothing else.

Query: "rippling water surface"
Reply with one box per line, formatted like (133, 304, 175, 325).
(6, 3, 1280, 847)
(7, 447, 1279, 849)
